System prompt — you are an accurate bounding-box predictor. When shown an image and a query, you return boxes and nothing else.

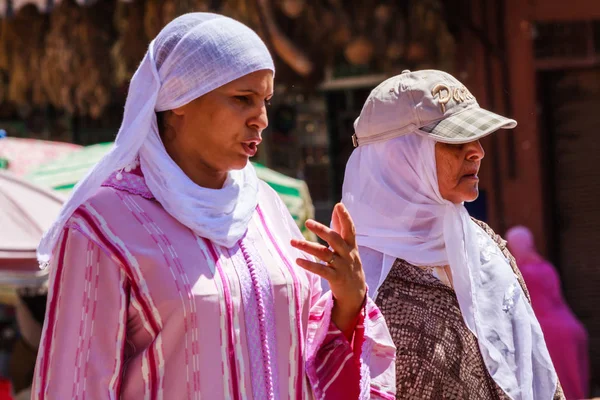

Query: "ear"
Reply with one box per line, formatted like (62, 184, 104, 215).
(160, 110, 183, 138)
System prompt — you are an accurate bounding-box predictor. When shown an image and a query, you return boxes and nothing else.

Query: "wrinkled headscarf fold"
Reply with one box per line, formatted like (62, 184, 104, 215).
(38, 13, 275, 261)
(342, 133, 558, 400)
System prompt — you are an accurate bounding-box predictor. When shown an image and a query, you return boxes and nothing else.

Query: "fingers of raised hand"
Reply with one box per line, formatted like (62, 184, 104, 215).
(304, 219, 349, 257)
(295, 258, 336, 281)
(331, 204, 342, 235)
(334, 203, 357, 249)
(290, 239, 334, 263)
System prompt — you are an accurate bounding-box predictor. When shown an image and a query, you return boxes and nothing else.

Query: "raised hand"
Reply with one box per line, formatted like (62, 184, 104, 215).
(290, 203, 366, 336)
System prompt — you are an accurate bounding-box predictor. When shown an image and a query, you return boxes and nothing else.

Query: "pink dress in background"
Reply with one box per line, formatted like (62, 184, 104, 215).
(519, 259, 589, 400)
(32, 168, 396, 400)
(508, 228, 589, 400)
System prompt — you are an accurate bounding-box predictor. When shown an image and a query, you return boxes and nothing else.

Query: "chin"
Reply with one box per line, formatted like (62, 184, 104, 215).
(229, 156, 250, 171)
(462, 188, 480, 203)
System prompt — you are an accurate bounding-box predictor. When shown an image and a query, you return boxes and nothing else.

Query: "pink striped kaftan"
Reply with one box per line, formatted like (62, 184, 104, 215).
(32, 167, 396, 399)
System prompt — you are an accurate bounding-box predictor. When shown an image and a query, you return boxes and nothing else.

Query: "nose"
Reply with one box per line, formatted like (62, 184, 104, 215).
(466, 140, 485, 161)
(248, 104, 269, 132)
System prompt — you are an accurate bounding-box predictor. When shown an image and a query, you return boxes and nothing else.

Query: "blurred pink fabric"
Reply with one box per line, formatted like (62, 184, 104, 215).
(507, 226, 589, 400)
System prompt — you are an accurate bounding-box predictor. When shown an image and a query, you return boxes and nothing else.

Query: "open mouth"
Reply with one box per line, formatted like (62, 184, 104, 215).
(241, 141, 259, 157)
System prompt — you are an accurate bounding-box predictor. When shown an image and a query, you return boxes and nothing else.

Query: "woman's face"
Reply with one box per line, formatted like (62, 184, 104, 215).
(435, 140, 485, 204)
(162, 69, 274, 188)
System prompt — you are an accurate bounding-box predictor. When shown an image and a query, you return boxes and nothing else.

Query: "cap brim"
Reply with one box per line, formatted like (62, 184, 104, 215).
(418, 107, 517, 144)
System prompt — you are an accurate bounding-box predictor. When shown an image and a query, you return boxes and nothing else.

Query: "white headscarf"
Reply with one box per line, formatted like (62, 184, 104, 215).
(38, 13, 275, 261)
(342, 133, 558, 399)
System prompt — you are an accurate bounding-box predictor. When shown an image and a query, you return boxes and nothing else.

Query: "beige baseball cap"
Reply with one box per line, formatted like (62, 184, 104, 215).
(351, 69, 517, 147)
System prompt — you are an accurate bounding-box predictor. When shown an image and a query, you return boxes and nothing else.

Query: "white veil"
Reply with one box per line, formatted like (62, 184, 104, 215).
(38, 13, 275, 262)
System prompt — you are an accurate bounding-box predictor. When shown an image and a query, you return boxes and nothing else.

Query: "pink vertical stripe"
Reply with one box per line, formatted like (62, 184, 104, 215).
(72, 240, 94, 398)
(116, 193, 193, 399)
(196, 237, 231, 399)
(112, 270, 129, 398)
(74, 208, 160, 400)
(38, 229, 69, 400)
(131, 196, 201, 395)
(205, 239, 241, 400)
(83, 247, 103, 395)
(255, 205, 304, 400)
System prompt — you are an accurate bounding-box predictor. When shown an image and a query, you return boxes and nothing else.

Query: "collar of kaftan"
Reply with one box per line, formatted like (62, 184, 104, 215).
(102, 166, 155, 200)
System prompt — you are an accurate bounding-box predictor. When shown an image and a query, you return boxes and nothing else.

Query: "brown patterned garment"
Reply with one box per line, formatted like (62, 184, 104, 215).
(374, 219, 565, 400)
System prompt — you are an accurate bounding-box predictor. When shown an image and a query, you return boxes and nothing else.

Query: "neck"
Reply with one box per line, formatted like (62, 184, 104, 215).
(171, 153, 228, 189)
(188, 169, 228, 189)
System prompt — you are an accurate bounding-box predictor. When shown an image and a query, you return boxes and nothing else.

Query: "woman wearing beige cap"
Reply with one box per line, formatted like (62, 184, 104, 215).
(341, 69, 564, 399)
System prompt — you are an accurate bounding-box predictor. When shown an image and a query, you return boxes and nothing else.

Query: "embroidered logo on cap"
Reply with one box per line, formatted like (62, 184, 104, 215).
(431, 84, 475, 113)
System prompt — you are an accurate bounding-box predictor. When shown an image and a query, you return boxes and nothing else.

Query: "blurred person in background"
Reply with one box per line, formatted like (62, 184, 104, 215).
(507, 226, 589, 400)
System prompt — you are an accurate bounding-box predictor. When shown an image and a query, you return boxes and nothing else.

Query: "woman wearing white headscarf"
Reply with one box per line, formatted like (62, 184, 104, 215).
(32, 13, 395, 399)
(342, 69, 563, 399)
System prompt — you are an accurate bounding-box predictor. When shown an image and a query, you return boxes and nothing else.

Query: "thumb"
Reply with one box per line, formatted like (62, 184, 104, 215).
(331, 204, 342, 234)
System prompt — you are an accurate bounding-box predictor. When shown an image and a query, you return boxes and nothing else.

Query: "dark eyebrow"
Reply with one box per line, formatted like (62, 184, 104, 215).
(237, 89, 273, 98)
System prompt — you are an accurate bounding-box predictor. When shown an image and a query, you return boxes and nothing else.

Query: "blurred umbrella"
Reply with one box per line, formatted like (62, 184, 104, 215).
(26, 142, 111, 194)
(0, 171, 63, 304)
(0, 137, 81, 177)
(26, 142, 317, 240)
